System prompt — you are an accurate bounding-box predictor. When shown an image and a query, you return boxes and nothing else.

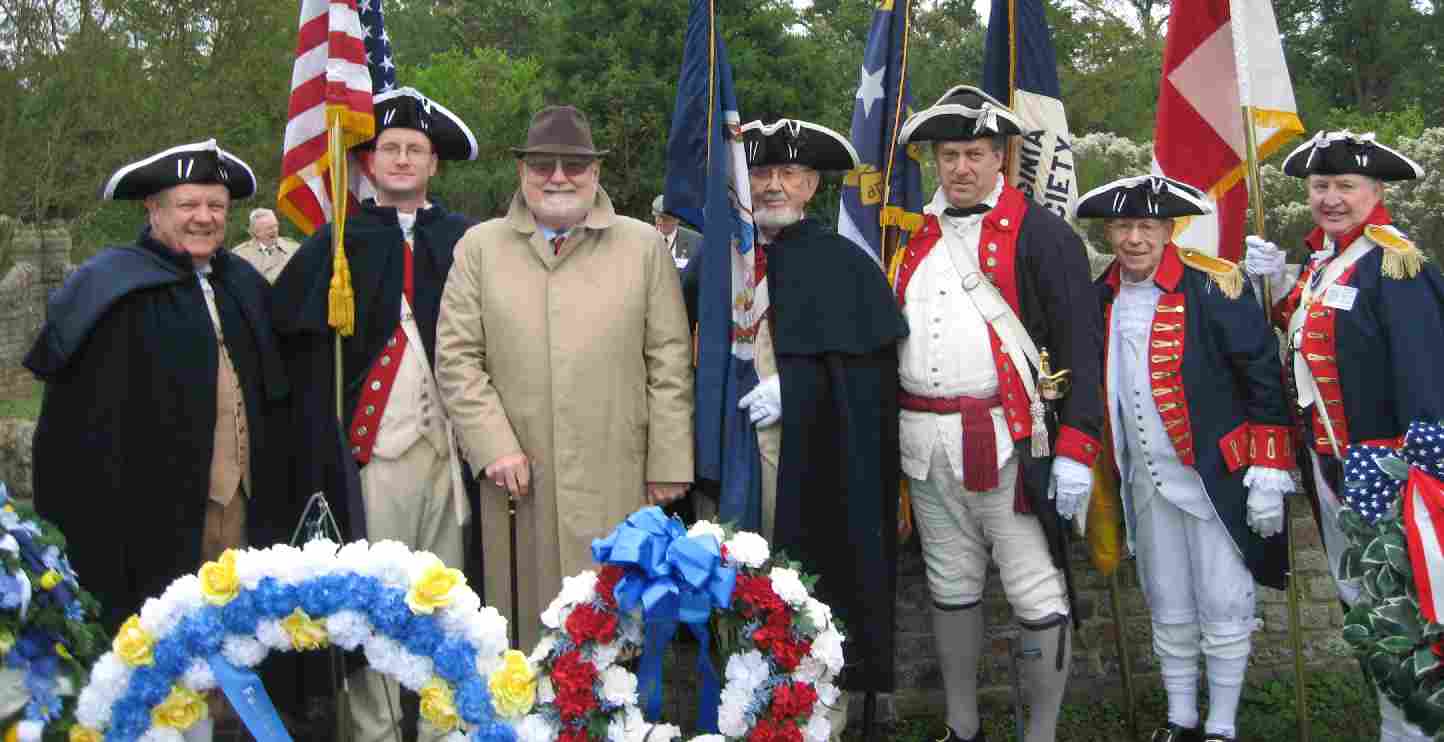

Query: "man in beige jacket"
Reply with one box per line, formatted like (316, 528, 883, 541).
(230, 207, 299, 283)
(436, 105, 694, 650)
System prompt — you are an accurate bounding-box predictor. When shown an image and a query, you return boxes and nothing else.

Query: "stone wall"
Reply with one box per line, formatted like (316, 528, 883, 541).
(0, 222, 71, 402)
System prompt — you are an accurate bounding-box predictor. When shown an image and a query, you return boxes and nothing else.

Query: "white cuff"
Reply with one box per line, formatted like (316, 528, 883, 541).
(1243, 465, 1295, 493)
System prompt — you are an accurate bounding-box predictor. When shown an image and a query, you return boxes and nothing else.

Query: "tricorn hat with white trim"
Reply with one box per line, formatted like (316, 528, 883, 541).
(1074, 175, 1213, 220)
(1281, 130, 1423, 181)
(740, 119, 860, 172)
(369, 87, 478, 161)
(101, 139, 257, 201)
(898, 85, 1024, 145)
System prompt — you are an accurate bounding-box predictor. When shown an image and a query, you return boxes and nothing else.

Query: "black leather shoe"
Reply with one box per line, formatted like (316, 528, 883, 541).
(934, 726, 985, 742)
(1150, 723, 1203, 742)
(1201, 735, 1236, 742)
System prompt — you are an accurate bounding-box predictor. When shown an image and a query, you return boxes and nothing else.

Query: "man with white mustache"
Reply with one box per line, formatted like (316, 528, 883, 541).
(436, 105, 694, 653)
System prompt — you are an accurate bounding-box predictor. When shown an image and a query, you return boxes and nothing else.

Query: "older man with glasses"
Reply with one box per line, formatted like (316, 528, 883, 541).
(435, 105, 694, 652)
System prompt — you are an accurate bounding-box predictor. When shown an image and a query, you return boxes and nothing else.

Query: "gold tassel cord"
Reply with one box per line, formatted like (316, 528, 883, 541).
(326, 112, 356, 338)
(328, 245, 356, 337)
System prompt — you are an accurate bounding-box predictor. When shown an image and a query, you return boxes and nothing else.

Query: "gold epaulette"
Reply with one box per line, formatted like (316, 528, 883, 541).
(1365, 224, 1425, 279)
(1178, 248, 1244, 299)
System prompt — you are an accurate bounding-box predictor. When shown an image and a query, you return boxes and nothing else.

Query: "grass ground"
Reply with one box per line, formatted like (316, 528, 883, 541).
(0, 378, 41, 420)
(841, 667, 1379, 741)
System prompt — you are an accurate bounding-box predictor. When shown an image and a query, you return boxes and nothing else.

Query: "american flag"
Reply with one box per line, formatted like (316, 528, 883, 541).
(1343, 442, 1401, 524)
(276, 0, 383, 235)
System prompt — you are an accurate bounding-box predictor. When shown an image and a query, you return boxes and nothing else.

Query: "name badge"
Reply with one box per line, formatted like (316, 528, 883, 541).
(1323, 285, 1358, 311)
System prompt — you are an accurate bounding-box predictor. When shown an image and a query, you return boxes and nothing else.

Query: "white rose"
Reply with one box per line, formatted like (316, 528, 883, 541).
(599, 665, 638, 707)
(768, 567, 809, 607)
(803, 712, 833, 742)
(792, 656, 826, 684)
(725, 650, 771, 692)
(723, 531, 770, 568)
(529, 635, 558, 665)
(687, 520, 727, 546)
(516, 714, 559, 742)
(803, 598, 832, 629)
(718, 703, 750, 738)
(812, 628, 845, 675)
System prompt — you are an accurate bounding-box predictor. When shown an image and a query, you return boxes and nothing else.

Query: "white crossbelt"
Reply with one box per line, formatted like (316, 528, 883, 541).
(1287, 240, 1372, 457)
(940, 224, 1050, 457)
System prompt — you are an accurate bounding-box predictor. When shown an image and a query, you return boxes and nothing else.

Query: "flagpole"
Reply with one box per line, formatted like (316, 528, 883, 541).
(1241, 103, 1310, 742)
(879, 0, 913, 270)
(325, 112, 354, 741)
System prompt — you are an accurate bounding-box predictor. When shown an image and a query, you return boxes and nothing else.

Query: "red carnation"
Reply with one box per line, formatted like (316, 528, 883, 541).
(565, 603, 619, 644)
(735, 575, 785, 618)
(770, 682, 819, 720)
(558, 727, 594, 742)
(752, 621, 786, 651)
(596, 565, 625, 609)
(551, 650, 599, 722)
(748, 718, 803, 742)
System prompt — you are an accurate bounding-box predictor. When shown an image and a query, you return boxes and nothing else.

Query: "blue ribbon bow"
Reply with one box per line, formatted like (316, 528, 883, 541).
(591, 507, 736, 731)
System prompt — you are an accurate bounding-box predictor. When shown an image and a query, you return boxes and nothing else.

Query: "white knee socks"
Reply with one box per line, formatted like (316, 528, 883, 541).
(1153, 621, 1202, 730)
(931, 604, 984, 738)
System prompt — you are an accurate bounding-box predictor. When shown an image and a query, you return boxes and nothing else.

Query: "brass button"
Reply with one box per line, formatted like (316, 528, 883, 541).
(371, 381, 382, 391)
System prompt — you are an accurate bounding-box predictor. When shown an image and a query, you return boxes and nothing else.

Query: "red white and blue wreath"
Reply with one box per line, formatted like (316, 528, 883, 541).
(1340, 420, 1444, 734)
(513, 507, 845, 742)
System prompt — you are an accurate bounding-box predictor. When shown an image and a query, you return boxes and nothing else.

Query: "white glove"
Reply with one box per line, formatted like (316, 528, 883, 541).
(1050, 456, 1092, 520)
(1243, 235, 1286, 282)
(1243, 466, 1292, 538)
(738, 375, 782, 428)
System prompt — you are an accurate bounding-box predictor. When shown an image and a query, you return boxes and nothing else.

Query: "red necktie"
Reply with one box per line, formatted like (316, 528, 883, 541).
(552, 235, 565, 255)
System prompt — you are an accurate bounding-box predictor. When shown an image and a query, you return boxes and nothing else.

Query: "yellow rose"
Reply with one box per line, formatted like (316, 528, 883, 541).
(0, 630, 14, 657)
(281, 608, 329, 651)
(39, 570, 61, 590)
(405, 555, 465, 615)
(113, 616, 154, 667)
(198, 550, 240, 606)
(4, 723, 16, 742)
(488, 649, 537, 718)
(418, 678, 461, 733)
(152, 685, 208, 730)
(54, 642, 72, 661)
(69, 725, 103, 742)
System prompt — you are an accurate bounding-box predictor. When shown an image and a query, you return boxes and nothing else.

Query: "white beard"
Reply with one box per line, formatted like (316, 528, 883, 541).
(526, 191, 591, 228)
(754, 206, 802, 232)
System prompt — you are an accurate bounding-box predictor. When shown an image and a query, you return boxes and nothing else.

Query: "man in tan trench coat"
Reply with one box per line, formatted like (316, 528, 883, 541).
(436, 105, 694, 650)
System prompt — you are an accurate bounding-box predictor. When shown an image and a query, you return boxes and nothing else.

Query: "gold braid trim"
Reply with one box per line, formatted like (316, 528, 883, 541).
(1366, 224, 1425, 280)
(1178, 248, 1244, 300)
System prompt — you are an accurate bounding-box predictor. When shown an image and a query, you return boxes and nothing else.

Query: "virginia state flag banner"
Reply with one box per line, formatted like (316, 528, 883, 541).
(1404, 467, 1444, 623)
(982, 0, 1076, 220)
(1153, 0, 1304, 259)
(838, 0, 923, 265)
(664, 0, 764, 530)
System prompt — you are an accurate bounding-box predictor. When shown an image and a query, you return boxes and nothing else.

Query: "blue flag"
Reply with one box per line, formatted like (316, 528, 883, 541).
(664, 0, 764, 531)
(981, 0, 1077, 219)
(837, 0, 923, 266)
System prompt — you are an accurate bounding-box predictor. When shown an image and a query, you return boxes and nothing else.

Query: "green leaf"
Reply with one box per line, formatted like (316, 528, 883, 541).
(1393, 655, 1418, 697)
(1413, 646, 1440, 680)
(1339, 507, 1378, 541)
(1379, 566, 1400, 598)
(1363, 537, 1391, 566)
(1373, 651, 1403, 685)
(1387, 544, 1414, 580)
(1343, 622, 1373, 648)
(1341, 546, 1366, 580)
(1377, 454, 1412, 481)
(1378, 635, 1418, 655)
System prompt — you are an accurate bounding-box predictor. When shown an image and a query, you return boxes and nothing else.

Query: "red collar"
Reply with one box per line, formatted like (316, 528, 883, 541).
(1304, 202, 1391, 252)
(1104, 243, 1183, 293)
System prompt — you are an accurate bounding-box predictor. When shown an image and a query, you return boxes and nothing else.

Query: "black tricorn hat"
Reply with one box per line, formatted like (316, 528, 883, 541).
(898, 85, 1024, 145)
(369, 87, 478, 161)
(739, 119, 860, 172)
(512, 105, 609, 157)
(101, 139, 257, 201)
(1282, 130, 1423, 181)
(1075, 175, 1214, 220)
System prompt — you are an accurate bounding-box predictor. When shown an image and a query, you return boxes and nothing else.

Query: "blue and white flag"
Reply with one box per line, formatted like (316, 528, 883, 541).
(982, 0, 1077, 219)
(838, 0, 923, 265)
(663, 0, 763, 530)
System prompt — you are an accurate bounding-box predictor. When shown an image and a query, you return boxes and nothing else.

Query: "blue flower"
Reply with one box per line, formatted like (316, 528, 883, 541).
(455, 676, 492, 724)
(177, 607, 226, 656)
(471, 715, 518, 742)
(400, 615, 443, 657)
(221, 590, 261, 634)
(109, 701, 153, 739)
(433, 637, 477, 684)
(368, 591, 413, 636)
(129, 666, 173, 706)
(152, 636, 191, 678)
(254, 578, 298, 618)
(341, 576, 383, 613)
(0, 572, 26, 611)
(300, 574, 350, 617)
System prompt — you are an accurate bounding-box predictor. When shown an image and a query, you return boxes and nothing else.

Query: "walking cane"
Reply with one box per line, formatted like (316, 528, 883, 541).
(509, 491, 520, 650)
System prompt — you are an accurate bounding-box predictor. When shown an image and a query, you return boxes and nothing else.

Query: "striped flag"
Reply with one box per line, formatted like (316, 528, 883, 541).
(276, 0, 384, 235)
(664, 0, 764, 530)
(1404, 468, 1444, 622)
(1153, 0, 1304, 260)
(837, 0, 923, 266)
(982, 0, 1076, 220)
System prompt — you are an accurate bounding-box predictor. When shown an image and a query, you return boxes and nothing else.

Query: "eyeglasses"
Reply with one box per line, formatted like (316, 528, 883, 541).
(375, 143, 434, 159)
(748, 164, 810, 185)
(1106, 219, 1169, 236)
(524, 156, 596, 177)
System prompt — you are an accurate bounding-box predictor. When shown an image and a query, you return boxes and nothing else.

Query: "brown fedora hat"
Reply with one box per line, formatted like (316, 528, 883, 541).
(512, 105, 610, 157)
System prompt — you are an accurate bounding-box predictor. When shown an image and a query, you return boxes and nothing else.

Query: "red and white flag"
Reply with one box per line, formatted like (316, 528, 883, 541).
(277, 0, 377, 235)
(1153, 0, 1304, 260)
(1404, 468, 1444, 622)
